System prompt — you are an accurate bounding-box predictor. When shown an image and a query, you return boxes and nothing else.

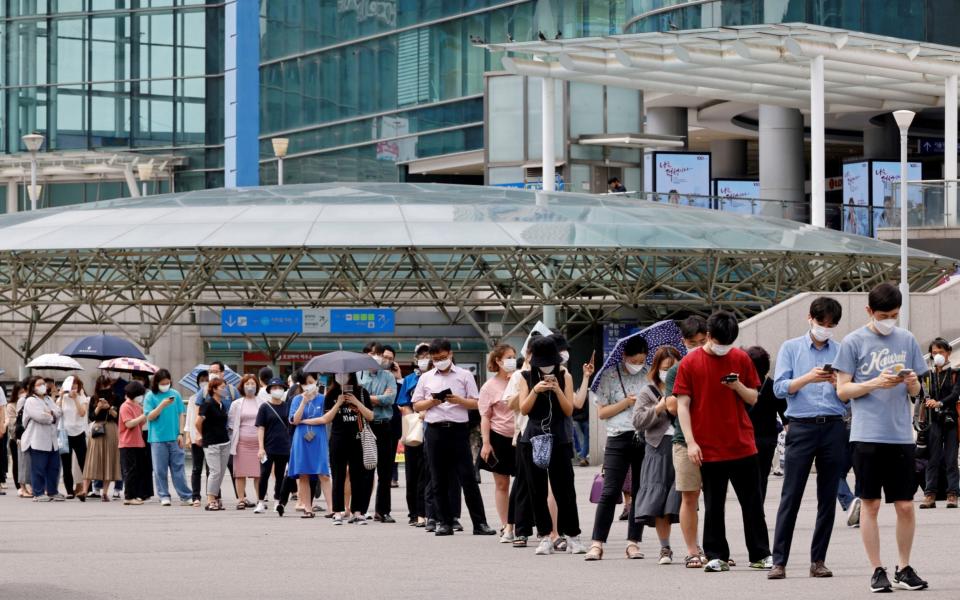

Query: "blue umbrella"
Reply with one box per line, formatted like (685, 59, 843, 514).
(178, 364, 242, 394)
(591, 319, 686, 392)
(62, 334, 146, 360)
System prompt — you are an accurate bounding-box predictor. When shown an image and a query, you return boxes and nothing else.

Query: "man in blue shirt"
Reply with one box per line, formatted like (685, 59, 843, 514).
(194, 361, 239, 411)
(769, 297, 847, 580)
(835, 283, 928, 593)
(359, 342, 398, 522)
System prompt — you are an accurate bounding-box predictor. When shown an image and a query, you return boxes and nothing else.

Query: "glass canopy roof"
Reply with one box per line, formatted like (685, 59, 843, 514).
(0, 182, 943, 259)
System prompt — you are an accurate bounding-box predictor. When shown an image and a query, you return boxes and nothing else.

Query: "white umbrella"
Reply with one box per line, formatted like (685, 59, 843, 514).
(26, 353, 84, 371)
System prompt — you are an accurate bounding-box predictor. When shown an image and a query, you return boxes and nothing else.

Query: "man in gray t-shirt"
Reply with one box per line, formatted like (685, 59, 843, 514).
(835, 283, 928, 593)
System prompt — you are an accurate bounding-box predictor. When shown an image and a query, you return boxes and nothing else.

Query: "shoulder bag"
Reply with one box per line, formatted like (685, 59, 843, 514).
(359, 419, 378, 470)
(530, 385, 554, 469)
(402, 412, 424, 447)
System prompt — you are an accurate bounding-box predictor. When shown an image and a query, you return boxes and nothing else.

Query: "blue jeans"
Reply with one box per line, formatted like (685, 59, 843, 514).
(572, 420, 589, 461)
(837, 435, 860, 511)
(29, 448, 60, 497)
(151, 440, 192, 501)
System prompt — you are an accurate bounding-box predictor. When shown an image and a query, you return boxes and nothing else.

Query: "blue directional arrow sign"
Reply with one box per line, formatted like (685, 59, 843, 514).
(329, 308, 395, 334)
(221, 309, 303, 334)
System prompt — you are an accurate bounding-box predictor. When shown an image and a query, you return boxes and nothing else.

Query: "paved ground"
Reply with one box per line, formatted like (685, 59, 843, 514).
(1, 466, 957, 599)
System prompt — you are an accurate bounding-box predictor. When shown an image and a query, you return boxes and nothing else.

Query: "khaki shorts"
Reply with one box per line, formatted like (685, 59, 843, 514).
(673, 443, 702, 492)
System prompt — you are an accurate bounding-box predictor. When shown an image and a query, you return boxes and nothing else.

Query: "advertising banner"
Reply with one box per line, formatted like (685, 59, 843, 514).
(714, 180, 760, 214)
(652, 152, 711, 208)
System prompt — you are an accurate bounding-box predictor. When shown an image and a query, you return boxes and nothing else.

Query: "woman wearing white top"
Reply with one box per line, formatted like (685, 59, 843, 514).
(22, 376, 64, 501)
(184, 370, 208, 507)
(57, 376, 88, 499)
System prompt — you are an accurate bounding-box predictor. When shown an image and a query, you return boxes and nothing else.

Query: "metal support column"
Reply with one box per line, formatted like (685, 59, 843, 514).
(810, 55, 826, 228)
(946, 74, 958, 226)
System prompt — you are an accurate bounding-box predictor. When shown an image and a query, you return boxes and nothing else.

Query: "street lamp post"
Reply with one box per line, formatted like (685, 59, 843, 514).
(21, 132, 44, 210)
(893, 109, 916, 330)
(272, 138, 289, 185)
(137, 162, 155, 196)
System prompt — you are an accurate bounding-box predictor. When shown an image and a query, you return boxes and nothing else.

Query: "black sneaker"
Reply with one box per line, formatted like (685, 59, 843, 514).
(894, 565, 928, 591)
(870, 567, 893, 593)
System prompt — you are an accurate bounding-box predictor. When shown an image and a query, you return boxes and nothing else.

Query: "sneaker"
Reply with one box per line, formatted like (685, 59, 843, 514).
(333, 514, 343, 525)
(847, 498, 861, 528)
(50, 494, 66, 502)
(659, 547, 674, 565)
(567, 536, 587, 554)
(871, 566, 893, 593)
(277, 504, 285, 517)
(499, 530, 516, 544)
(919, 494, 936, 509)
(356, 514, 368, 525)
(180, 499, 193, 506)
(947, 493, 958, 509)
(893, 565, 928, 591)
(704, 558, 730, 572)
(750, 556, 774, 570)
(112, 490, 121, 499)
(253, 501, 265, 514)
(535, 537, 554, 556)
(123, 498, 144, 505)
(160, 498, 172, 507)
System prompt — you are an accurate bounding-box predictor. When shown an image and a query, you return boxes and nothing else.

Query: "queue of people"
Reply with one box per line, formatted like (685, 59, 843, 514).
(0, 281, 953, 593)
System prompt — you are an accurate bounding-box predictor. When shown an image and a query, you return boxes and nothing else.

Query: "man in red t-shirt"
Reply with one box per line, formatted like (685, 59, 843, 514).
(675, 310, 772, 572)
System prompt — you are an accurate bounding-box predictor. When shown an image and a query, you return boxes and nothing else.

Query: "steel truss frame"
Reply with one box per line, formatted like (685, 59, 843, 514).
(0, 245, 948, 359)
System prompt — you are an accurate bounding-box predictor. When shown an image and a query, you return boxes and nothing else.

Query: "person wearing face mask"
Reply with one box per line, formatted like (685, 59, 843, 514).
(743, 347, 787, 505)
(184, 371, 209, 506)
(767, 297, 846, 580)
(399, 343, 431, 526)
(255, 378, 291, 514)
(228, 374, 266, 509)
(197, 378, 233, 511)
(325, 371, 375, 523)
(478, 343, 518, 542)
(918, 338, 959, 510)
(21, 376, 65, 501)
(411, 338, 497, 537)
(256, 367, 274, 404)
(287, 372, 339, 518)
(663, 315, 707, 568)
(584, 335, 649, 561)
(632, 346, 684, 565)
(835, 283, 930, 593)
(5, 382, 25, 495)
(79, 376, 122, 502)
(142, 369, 191, 507)
(118, 381, 151, 505)
(194, 361, 239, 410)
(358, 341, 398, 523)
(56, 376, 88, 499)
(675, 310, 770, 573)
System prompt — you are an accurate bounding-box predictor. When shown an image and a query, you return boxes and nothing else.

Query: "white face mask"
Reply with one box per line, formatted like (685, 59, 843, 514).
(539, 365, 555, 375)
(209, 373, 221, 382)
(303, 383, 318, 394)
(624, 362, 644, 375)
(35, 384, 48, 396)
(933, 354, 947, 367)
(559, 351, 570, 365)
(659, 370, 670, 381)
(244, 385, 257, 396)
(873, 318, 897, 336)
(809, 321, 835, 343)
(270, 389, 285, 400)
(200, 383, 209, 395)
(417, 358, 431, 372)
(501, 358, 517, 373)
(711, 343, 733, 356)
(158, 384, 171, 393)
(334, 373, 350, 385)
(435, 358, 452, 372)
(134, 395, 145, 404)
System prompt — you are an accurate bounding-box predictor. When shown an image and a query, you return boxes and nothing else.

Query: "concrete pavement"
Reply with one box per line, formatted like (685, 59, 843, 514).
(0, 466, 958, 599)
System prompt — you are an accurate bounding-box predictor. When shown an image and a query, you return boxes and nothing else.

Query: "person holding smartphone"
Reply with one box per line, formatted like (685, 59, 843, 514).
(674, 310, 770, 573)
(325, 372, 374, 524)
(478, 343, 518, 543)
(768, 297, 846, 581)
(287, 373, 342, 519)
(57, 376, 88, 499)
(835, 283, 929, 592)
(358, 341, 398, 523)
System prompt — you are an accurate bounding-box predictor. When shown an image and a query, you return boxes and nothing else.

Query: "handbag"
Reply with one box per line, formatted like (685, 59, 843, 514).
(360, 420, 378, 470)
(529, 372, 556, 469)
(58, 419, 70, 455)
(91, 422, 106, 438)
(402, 412, 424, 447)
(589, 472, 605, 503)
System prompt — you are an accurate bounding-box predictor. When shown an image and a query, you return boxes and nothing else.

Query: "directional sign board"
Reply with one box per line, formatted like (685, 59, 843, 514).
(330, 309, 395, 334)
(221, 309, 303, 334)
(302, 308, 331, 334)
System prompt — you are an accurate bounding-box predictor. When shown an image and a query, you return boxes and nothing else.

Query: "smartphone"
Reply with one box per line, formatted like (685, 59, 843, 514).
(260, 454, 268, 464)
(433, 388, 453, 402)
(485, 452, 499, 468)
(821, 364, 834, 373)
(343, 384, 354, 394)
(721, 374, 739, 384)
(897, 368, 914, 378)
(543, 374, 558, 384)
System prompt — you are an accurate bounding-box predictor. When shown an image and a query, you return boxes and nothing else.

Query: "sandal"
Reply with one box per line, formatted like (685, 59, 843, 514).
(727, 558, 736, 567)
(204, 503, 219, 511)
(625, 543, 644, 560)
(192, 499, 201, 508)
(513, 536, 528, 548)
(301, 512, 315, 519)
(685, 555, 704, 569)
(553, 537, 568, 552)
(584, 544, 604, 561)
(236, 501, 246, 510)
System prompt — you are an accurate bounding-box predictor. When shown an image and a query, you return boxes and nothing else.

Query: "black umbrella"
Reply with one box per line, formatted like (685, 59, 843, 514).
(302, 351, 381, 374)
(62, 334, 146, 360)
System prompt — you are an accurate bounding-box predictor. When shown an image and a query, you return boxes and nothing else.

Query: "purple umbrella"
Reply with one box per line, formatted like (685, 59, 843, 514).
(590, 319, 686, 392)
(62, 334, 146, 361)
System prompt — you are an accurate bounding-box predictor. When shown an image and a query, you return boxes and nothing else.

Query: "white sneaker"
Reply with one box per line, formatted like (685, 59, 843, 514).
(253, 501, 265, 514)
(567, 536, 587, 554)
(535, 537, 554, 555)
(333, 514, 343, 526)
(160, 498, 171, 507)
(499, 530, 516, 544)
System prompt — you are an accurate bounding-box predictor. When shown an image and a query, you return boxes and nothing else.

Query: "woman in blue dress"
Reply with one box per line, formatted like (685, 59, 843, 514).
(288, 373, 344, 518)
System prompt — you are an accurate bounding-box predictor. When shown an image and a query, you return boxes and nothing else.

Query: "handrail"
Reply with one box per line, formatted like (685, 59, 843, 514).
(623, 0, 722, 33)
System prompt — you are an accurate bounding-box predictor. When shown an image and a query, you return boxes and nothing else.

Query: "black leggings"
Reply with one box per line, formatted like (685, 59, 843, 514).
(258, 454, 289, 501)
(520, 441, 580, 538)
(60, 433, 88, 493)
(510, 442, 535, 537)
(190, 443, 208, 501)
(0, 433, 8, 484)
(330, 433, 374, 514)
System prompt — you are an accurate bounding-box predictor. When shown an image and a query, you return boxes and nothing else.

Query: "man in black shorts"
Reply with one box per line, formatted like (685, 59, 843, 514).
(835, 283, 929, 593)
